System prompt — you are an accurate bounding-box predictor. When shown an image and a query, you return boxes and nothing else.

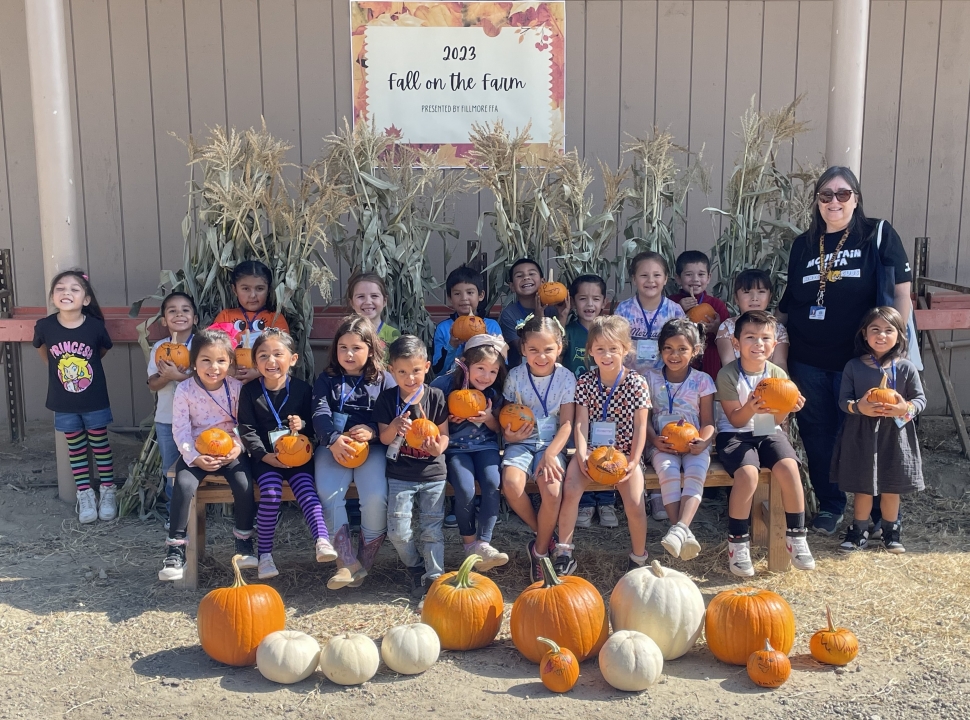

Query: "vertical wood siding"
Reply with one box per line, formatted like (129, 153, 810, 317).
(1, 0, 969, 420)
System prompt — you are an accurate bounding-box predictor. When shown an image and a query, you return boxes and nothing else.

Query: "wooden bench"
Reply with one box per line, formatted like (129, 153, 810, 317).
(172, 462, 784, 590)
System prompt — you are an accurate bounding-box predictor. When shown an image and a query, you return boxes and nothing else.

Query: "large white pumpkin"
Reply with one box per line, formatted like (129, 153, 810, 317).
(609, 560, 705, 660)
(319, 633, 380, 685)
(256, 630, 321, 684)
(598, 630, 664, 692)
(381, 623, 440, 675)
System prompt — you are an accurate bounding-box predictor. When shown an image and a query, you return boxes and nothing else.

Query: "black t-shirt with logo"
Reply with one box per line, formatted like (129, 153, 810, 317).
(32, 313, 113, 413)
(373, 384, 449, 482)
(779, 219, 912, 372)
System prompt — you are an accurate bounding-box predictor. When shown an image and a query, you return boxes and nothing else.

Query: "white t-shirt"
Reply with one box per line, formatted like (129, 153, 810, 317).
(148, 337, 193, 424)
(503, 364, 576, 447)
(714, 360, 788, 434)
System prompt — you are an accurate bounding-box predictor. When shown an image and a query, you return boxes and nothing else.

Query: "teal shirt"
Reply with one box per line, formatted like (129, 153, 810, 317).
(564, 319, 594, 378)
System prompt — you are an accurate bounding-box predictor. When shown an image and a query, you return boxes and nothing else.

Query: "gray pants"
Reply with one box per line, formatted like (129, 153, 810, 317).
(386, 478, 446, 582)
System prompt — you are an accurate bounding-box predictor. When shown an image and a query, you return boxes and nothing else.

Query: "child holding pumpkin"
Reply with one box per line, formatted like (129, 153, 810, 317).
(558, 315, 651, 573)
(715, 311, 814, 577)
(499, 258, 569, 368)
(715, 269, 790, 373)
(669, 250, 729, 379)
(431, 334, 510, 571)
(159, 329, 256, 581)
(645, 318, 716, 560)
(431, 265, 502, 374)
(237, 328, 336, 579)
(834, 306, 924, 554)
(313, 315, 395, 590)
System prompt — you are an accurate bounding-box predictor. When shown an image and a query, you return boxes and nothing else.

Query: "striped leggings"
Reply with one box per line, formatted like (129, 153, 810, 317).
(65, 428, 113, 491)
(255, 462, 329, 556)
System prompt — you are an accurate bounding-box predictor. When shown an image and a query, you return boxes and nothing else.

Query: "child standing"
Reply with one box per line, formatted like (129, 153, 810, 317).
(715, 269, 790, 373)
(835, 307, 924, 554)
(431, 334, 510, 571)
(159, 329, 256, 581)
(347, 271, 400, 349)
(501, 316, 576, 582)
(499, 258, 569, 368)
(33, 271, 116, 524)
(646, 319, 716, 560)
(238, 328, 336, 579)
(431, 265, 502, 374)
(559, 316, 651, 573)
(375, 336, 450, 598)
(715, 311, 815, 577)
(313, 315, 394, 590)
(669, 250, 729, 379)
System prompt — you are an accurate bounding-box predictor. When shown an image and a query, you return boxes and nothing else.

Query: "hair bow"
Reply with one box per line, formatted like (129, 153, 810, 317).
(514, 313, 535, 331)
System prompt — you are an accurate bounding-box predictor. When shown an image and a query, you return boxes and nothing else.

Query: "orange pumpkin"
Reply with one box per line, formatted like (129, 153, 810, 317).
(705, 588, 796, 666)
(746, 638, 791, 688)
(197, 555, 286, 666)
(405, 418, 440, 449)
(335, 437, 370, 469)
(809, 606, 859, 666)
(451, 315, 487, 342)
(686, 302, 719, 325)
(448, 389, 487, 420)
(195, 428, 235, 457)
(586, 445, 628, 486)
(867, 374, 898, 405)
(661, 419, 700, 454)
(752, 377, 800, 415)
(499, 403, 535, 433)
(155, 341, 190, 370)
(234, 347, 254, 370)
(538, 281, 569, 306)
(421, 554, 504, 650)
(274, 432, 314, 467)
(538, 636, 579, 693)
(510, 556, 609, 663)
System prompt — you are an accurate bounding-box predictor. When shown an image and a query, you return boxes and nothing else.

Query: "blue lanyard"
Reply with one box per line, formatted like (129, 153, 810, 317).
(596, 369, 624, 421)
(397, 387, 422, 416)
(738, 364, 765, 392)
(260, 378, 290, 429)
(527, 369, 554, 417)
(635, 296, 666, 339)
(663, 367, 691, 415)
(339, 375, 365, 411)
(198, 377, 236, 424)
(870, 355, 896, 389)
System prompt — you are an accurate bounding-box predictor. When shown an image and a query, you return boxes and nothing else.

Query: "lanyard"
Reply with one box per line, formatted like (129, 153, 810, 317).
(738, 365, 765, 392)
(527, 369, 554, 417)
(663, 367, 692, 414)
(597, 369, 624, 421)
(339, 375, 365, 411)
(870, 355, 897, 389)
(197, 376, 236, 424)
(396, 387, 422, 416)
(260, 378, 290, 429)
(635, 296, 666, 339)
(815, 228, 850, 308)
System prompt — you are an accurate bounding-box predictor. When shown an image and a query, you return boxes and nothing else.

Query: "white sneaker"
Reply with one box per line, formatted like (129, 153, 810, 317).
(786, 533, 816, 570)
(98, 485, 117, 521)
(649, 493, 668, 521)
(76, 488, 98, 524)
(576, 506, 595, 528)
(598, 505, 619, 528)
(661, 523, 687, 558)
(679, 525, 702, 561)
(470, 541, 509, 571)
(728, 539, 755, 577)
(258, 553, 279, 579)
(315, 538, 338, 563)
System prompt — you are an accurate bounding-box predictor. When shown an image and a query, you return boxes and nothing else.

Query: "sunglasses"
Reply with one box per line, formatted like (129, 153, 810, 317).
(817, 189, 855, 203)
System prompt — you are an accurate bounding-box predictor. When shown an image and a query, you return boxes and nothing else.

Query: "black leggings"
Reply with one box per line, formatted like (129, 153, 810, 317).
(168, 456, 255, 538)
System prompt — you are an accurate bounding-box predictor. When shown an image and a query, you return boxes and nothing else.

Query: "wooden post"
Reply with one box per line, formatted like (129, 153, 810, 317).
(826, 0, 870, 174)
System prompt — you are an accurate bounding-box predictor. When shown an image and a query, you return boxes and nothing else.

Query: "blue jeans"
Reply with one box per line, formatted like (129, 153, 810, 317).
(315, 445, 388, 542)
(579, 491, 616, 508)
(446, 449, 501, 542)
(387, 478, 446, 582)
(155, 422, 178, 513)
(790, 360, 846, 516)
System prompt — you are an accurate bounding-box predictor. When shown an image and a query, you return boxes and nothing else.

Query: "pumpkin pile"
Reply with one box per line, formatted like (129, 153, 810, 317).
(421, 554, 503, 650)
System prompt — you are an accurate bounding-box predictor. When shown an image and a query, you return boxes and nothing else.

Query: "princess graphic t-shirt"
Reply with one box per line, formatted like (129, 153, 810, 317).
(210, 308, 289, 349)
(32, 314, 113, 413)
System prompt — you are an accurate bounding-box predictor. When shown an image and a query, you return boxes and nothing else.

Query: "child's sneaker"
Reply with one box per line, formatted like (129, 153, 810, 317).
(786, 531, 816, 570)
(627, 552, 649, 571)
(598, 505, 619, 528)
(576, 506, 595, 528)
(552, 544, 577, 577)
(158, 543, 186, 582)
(868, 522, 883, 541)
(661, 523, 688, 559)
(444, 514, 458, 529)
(76, 488, 98, 524)
(407, 563, 428, 599)
(258, 553, 279, 579)
(98, 485, 117, 521)
(469, 541, 509, 571)
(680, 526, 702, 561)
(811, 511, 843, 536)
(234, 537, 258, 569)
(882, 521, 905, 554)
(315, 538, 338, 563)
(838, 523, 869, 553)
(649, 493, 668, 521)
(727, 537, 755, 577)
(527, 539, 544, 584)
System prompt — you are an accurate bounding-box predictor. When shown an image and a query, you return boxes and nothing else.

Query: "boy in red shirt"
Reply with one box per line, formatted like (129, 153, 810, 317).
(669, 250, 730, 380)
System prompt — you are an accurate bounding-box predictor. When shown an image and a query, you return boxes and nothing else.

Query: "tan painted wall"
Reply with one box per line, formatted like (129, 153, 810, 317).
(1, 0, 969, 423)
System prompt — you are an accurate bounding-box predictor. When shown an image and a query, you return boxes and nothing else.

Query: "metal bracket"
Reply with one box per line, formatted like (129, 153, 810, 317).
(0, 249, 25, 443)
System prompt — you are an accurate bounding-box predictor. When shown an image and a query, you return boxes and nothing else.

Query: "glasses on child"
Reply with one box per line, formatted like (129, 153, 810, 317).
(817, 189, 855, 204)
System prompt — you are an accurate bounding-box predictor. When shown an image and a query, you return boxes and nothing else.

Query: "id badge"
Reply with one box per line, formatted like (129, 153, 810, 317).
(537, 416, 557, 444)
(809, 305, 826, 321)
(268, 427, 288, 447)
(590, 421, 617, 448)
(656, 414, 680, 433)
(636, 338, 659, 364)
(332, 412, 349, 433)
(752, 413, 776, 437)
(232, 427, 240, 438)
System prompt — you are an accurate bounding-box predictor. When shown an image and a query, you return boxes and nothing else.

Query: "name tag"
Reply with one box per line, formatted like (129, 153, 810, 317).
(752, 413, 775, 437)
(636, 338, 659, 364)
(268, 427, 288, 447)
(332, 411, 349, 433)
(537, 416, 557, 444)
(590, 421, 617, 448)
(656, 414, 680, 434)
(809, 305, 826, 321)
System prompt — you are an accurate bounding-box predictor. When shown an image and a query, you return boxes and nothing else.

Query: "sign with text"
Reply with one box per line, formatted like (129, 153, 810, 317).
(351, 2, 565, 163)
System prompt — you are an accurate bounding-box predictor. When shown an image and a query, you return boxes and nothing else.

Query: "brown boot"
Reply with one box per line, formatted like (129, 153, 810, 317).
(327, 525, 364, 590)
(348, 532, 385, 587)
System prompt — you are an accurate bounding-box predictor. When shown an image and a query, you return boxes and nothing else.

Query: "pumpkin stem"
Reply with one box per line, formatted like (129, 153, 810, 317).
(229, 554, 248, 588)
(537, 636, 561, 654)
(649, 560, 665, 577)
(878, 374, 888, 389)
(449, 554, 481, 589)
(825, 604, 836, 631)
(538, 556, 562, 587)
(763, 638, 775, 652)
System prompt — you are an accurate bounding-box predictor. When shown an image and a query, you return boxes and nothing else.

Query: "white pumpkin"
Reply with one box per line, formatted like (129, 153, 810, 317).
(598, 630, 664, 692)
(319, 633, 380, 685)
(381, 623, 440, 675)
(609, 560, 705, 660)
(256, 630, 321, 684)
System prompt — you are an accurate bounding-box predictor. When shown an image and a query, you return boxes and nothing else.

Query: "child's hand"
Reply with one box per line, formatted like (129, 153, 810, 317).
(619, 455, 637, 483)
(535, 453, 563, 484)
(422, 433, 447, 457)
(679, 296, 698, 311)
(224, 444, 242, 463)
(749, 394, 774, 415)
(193, 455, 222, 472)
(262, 454, 287, 469)
(504, 420, 534, 443)
(389, 415, 412, 437)
(688, 436, 712, 454)
(329, 434, 356, 463)
(286, 415, 304, 433)
(576, 453, 594, 482)
(653, 434, 678, 454)
(705, 319, 720, 335)
(856, 393, 882, 417)
(156, 359, 186, 382)
(876, 392, 910, 417)
(449, 335, 462, 348)
(792, 394, 806, 413)
(468, 400, 492, 425)
(236, 367, 261, 383)
(347, 424, 375, 443)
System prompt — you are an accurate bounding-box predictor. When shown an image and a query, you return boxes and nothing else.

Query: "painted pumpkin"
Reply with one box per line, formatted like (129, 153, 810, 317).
(746, 638, 791, 688)
(538, 281, 569, 306)
(380, 623, 440, 675)
(705, 588, 796, 666)
(451, 315, 487, 342)
(274, 432, 313, 467)
(538, 637, 579, 693)
(499, 403, 535, 433)
(752, 377, 800, 415)
(405, 418, 440, 449)
(256, 630, 321, 684)
(154, 341, 190, 370)
(510, 556, 609, 663)
(586, 445, 628, 486)
(197, 555, 286, 666)
(598, 630, 664, 691)
(195, 427, 235, 457)
(335, 437, 369, 469)
(421, 554, 504, 651)
(809, 606, 859, 666)
(319, 633, 379, 685)
(448, 388, 487, 419)
(234, 347, 254, 370)
(661, 419, 699, 454)
(686, 302, 719, 325)
(867, 373, 898, 405)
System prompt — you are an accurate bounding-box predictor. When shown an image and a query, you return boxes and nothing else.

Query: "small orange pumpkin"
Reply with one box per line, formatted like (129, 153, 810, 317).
(809, 605, 859, 666)
(499, 403, 535, 433)
(197, 555, 286, 666)
(274, 432, 314, 467)
(586, 445, 628, 485)
(661, 419, 700, 454)
(451, 315, 487, 342)
(537, 636, 579, 693)
(421, 554, 504, 651)
(867, 373, 898, 405)
(335, 436, 369, 469)
(686, 302, 719, 325)
(234, 347, 253, 370)
(195, 428, 235, 457)
(405, 418, 440, 449)
(752, 377, 800, 415)
(746, 638, 791, 688)
(705, 587, 796, 666)
(538, 281, 569, 306)
(155, 341, 190, 370)
(449, 388, 487, 419)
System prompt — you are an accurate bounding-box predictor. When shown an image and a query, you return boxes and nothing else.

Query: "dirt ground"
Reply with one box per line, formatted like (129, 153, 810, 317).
(1, 418, 969, 719)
